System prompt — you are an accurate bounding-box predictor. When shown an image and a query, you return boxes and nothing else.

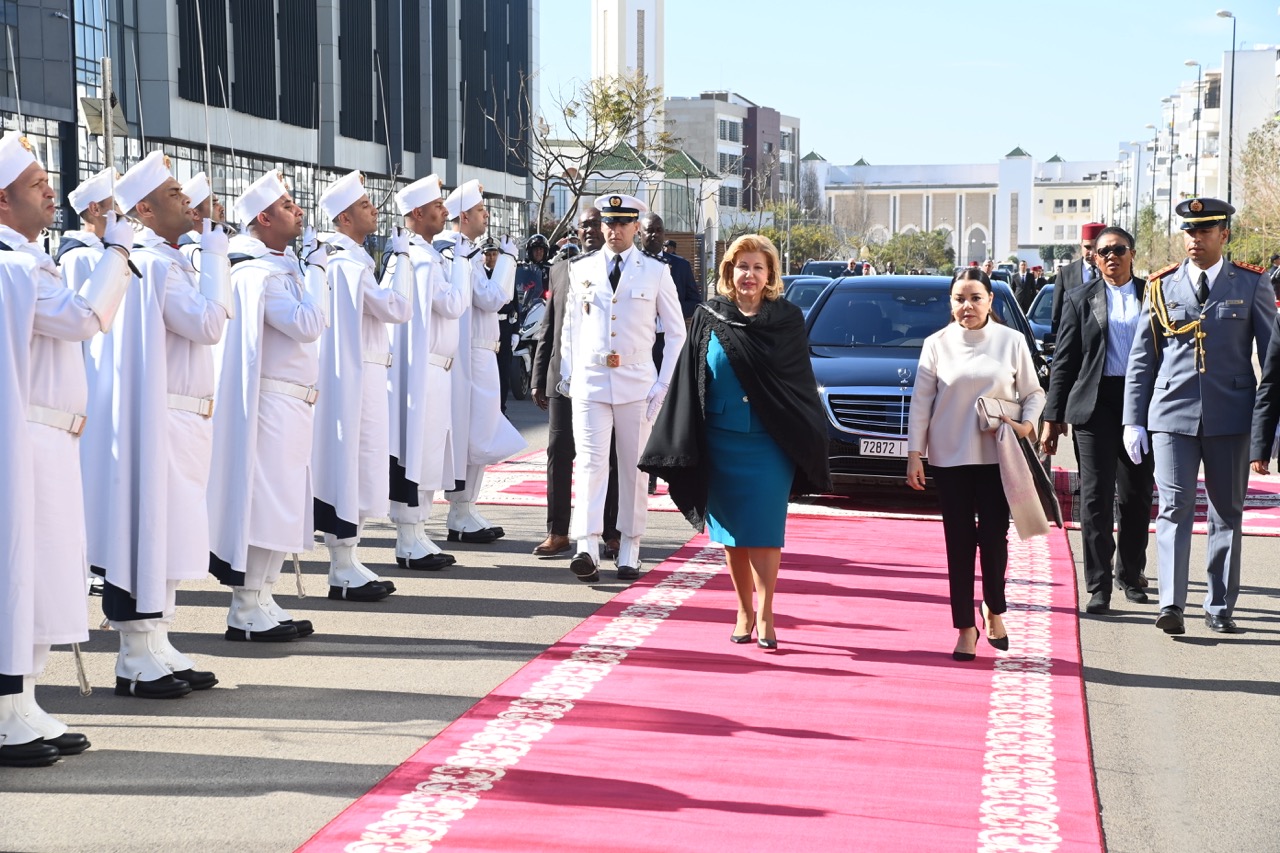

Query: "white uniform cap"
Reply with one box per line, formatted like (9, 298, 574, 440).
(183, 172, 211, 209)
(443, 179, 483, 219)
(593, 193, 648, 222)
(235, 170, 290, 225)
(0, 132, 40, 190)
(395, 174, 444, 216)
(319, 170, 367, 221)
(115, 150, 175, 213)
(68, 167, 117, 213)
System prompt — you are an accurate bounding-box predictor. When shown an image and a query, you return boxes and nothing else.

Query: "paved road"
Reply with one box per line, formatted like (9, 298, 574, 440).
(2, 397, 1278, 852)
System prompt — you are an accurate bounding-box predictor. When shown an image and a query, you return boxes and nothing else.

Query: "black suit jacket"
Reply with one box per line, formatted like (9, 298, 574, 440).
(1013, 272, 1038, 312)
(1251, 313, 1280, 461)
(1050, 257, 1097, 335)
(659, 251, 701, 319)
(1043, 276, 1146, 424)
(532, 255, 572, 398)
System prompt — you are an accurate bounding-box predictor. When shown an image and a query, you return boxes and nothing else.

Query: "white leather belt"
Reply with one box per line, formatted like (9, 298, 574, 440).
(363, 350, 393, 367)
(428, 353, 454, 371)
(472, 339, 500, 352)
(27, 405, 86, 437)
(261, 378, 319, 405)
(592, 350, 648, 368)
(168, 394, 214, 418)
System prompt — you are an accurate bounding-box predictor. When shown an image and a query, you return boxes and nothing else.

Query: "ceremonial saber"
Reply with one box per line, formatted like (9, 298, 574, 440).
(4, 25, 22, 132)
(292, 553, 306, 599)
(215, 67, 239, 233)
(129, 39, 147, 158)
(372, 49, 399, 212)
(192, 0, 214, 176)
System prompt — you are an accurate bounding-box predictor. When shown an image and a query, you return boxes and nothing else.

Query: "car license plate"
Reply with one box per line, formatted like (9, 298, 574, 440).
(859, 438, 906, 457)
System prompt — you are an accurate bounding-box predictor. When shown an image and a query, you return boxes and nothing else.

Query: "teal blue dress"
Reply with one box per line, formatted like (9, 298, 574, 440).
(704, 332, 796, 547)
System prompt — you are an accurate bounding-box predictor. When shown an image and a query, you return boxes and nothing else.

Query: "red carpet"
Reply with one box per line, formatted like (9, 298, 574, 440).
(1054, 468, 1280, 537)
(299, 516, 1102, 853)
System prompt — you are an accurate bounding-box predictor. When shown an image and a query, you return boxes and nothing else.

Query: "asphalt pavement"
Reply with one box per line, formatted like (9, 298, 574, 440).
(1, 398, 1278, 853)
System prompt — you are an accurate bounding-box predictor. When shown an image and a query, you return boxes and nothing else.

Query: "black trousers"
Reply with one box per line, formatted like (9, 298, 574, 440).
(497, 344, 513, 413)
(932, 464, 1009, 629)
(1075, 376, 1154, 595)
(546, 394, 619, 537)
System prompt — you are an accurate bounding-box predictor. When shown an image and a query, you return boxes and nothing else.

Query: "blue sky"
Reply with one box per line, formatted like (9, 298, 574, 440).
(537, 0, 1278, 166)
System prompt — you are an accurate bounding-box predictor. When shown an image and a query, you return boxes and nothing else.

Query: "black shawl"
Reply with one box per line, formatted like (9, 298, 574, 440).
(639, 295, 831, 531)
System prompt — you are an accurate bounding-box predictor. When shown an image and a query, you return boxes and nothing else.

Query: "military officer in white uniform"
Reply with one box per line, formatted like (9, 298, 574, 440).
(436, 179, 526, 543)
(55, 167, 117, 269)
(312, 171, 413, 601)
(0, 133, 132, 766)
(82, 150, 233, 699)
(177, 172, 218, 269)
(560, 194, 685, 582)
(208, 170, 329, 641)
(388, 174, 464, 570)
(1123, 197, 1276, 635)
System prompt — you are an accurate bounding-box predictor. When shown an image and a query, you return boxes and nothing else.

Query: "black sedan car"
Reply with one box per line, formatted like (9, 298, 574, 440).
(782, 276, 833, 317)
(805, 275, 1047, 492)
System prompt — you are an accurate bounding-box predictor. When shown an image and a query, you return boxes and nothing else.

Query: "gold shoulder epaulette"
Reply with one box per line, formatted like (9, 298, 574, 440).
(1150, 261, 1180, 280)
(1232, 260, 1266, 274)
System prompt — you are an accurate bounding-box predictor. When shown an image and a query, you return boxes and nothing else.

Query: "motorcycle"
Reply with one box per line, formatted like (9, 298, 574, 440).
(509, 287, 546, 401)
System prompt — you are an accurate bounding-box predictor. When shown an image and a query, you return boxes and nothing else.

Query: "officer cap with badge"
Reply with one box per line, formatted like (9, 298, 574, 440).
(0, 131, 40, 191)
(1175, 197, 1233, 231)
(593, 193, 648, 224)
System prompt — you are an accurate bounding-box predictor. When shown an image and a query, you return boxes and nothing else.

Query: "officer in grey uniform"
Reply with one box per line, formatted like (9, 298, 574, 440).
(1122, 197, 1276, 635)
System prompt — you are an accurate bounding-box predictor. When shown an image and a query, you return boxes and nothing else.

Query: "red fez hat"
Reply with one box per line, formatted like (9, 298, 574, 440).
(1081, 222, 1106, 241)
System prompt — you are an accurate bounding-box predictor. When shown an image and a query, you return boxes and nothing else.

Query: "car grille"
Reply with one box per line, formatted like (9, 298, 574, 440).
(827, 393, 910, 436)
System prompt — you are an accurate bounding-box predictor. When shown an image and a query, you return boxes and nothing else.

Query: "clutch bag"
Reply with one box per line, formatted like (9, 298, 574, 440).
(976, 396, 1022, 432)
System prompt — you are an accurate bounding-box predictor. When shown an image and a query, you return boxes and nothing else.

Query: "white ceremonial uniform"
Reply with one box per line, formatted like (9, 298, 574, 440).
(82, 226, 229, 618)
(561, 246, 686, 566)
(312, 232, 412, 536)
(209, 235, 326, 586)
(178, 229, 201, 269)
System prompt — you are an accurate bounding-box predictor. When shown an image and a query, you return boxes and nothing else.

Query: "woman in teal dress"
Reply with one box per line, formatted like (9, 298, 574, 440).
(640, 235, 830, 650)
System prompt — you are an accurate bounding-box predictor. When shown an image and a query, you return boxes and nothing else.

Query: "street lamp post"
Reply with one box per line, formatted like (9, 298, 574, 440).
(1217, 10, 1237, 205)
(1144, 123, 1158, 220)
(1162, 97, 1177, 235)
(1184, 59, 1202, 197)
(1129, 141, 1142, 233)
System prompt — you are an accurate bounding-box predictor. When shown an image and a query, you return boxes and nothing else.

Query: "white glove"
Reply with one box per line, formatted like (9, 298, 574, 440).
(1123, 425, 1149, 465)
(510, 333, 520, 350)
(389, 226, 410, 256)
(102, 210, 133, 254)
(556, 378, 571, 398)
(501, 235, 518, 257)
(302, 226, 329, 270)
(645, 382, 669, 422)
(201, 218, 229, 258)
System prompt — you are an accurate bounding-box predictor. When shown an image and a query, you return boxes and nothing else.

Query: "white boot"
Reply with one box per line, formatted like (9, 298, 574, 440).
(226, 588, 297, 641)
(416, 521, 443, 555)
(326, 543, 392, 601)
(396, 522, 430, 562)
(150, 623, 199, 673)
(18, 675, 66, 740)
(114, 629, 192, 698)
(0, 693, 53, 759)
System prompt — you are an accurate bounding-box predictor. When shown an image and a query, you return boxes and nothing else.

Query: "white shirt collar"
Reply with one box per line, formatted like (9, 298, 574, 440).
(1189, 256, 1225, 284)
(0, 224, 56, 273)
(604, 246, 634, 268)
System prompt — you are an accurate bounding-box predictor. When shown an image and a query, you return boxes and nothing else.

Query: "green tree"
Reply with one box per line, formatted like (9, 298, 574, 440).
(1229, 119, 1280, 265)
(867, 229, 954, 272)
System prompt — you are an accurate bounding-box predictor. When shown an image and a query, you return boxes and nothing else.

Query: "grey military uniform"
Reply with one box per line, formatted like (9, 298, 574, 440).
(1123, 258, 1276, 617)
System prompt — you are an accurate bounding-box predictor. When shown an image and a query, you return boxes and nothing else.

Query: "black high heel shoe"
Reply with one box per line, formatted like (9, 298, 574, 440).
(730, 617, 756, 644)
(952, 626, 979, 661)
(981, 602, 1010, 651)
(757, 637, 778, 650)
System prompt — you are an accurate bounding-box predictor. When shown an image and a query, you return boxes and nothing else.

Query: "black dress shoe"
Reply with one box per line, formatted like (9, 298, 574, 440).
(1155, 606, 1185, 635)
(447, 528, 499, 544)
(1205, 613, 1242, 634)
(488, 526, 505, 539)
(114, 674, 192, 699)
(225, 622, 299, 643)
(327, 581, 392, 602)
(0, 740, 61, 767)
(282, 619, 314, 638)
(602, 538, 621, 561)
(730, 619, 756, 644)
(616, 565, 640, 581)
(757, 637, 778, 650)
(45, 732, 90, 755)
(170, 669, 219, 690)
(396, 552, 456, 571)
(569, 552, 599, 583)
(1085, 592, 1111, 615)
(1122, 586, 1150, 604)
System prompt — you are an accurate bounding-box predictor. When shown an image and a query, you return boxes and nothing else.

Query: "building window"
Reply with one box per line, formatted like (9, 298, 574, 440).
(719, 185, 739, 208)
(1053, 199, 1063, 213)
(1067, 224, 1078, 240)
(718, 119, 728, 141)
(718, 153, 742, 176)
(1053, 225, 1064, 240)
(1068, 199, 1078, 212)
(1081, 198, 1091, 211)
(780, 131, 792, 152)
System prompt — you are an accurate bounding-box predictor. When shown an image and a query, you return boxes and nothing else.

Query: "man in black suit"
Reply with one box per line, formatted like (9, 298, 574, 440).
(1041, 225, 1153, 614)
(1050, 222, 1105, 335)
(1014, 260, 1038, 312)
(639, 214, 700, 328)
(531, 207, 619, 558)
(1265, 253, 1280, 301)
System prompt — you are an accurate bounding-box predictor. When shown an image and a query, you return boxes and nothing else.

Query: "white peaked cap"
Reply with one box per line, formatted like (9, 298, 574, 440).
(0, 132, 40, 190)
(320, 170, 367, 221)
(395, 174, 444, 216)
(444, 179, 483, 219)
(235, 170, 290, 225)
(115, 150, 175, 213)
(183, 172, 211, 209)
(68, 167, 117, 213)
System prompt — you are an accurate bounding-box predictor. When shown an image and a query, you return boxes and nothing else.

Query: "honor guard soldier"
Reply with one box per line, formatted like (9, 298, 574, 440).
(207, 170, 329, 640)
(178, 172, 211, 265)
(312, 171, 413, 601)
(82, 149, 233, 699)
(436, 179, 526, 543)
(57, 167, 118, 269)
(559, 194, 686, 582)
(1123, 197, 1276, 635)
(0, 133, 132, 766)
(388, 174, 464, 570)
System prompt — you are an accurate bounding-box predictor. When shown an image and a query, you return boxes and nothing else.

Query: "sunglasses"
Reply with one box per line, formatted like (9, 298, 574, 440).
(1095, 245, 1131, 258)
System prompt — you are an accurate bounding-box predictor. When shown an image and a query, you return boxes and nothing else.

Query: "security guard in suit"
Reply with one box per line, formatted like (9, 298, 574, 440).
(559, 195, 686, 582)
(1123, 197, 1276, 635)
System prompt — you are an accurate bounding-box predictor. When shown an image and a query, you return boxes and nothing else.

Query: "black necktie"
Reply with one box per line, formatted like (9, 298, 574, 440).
(1196, 271, 1210, 306)
(609, 255, 623, 289)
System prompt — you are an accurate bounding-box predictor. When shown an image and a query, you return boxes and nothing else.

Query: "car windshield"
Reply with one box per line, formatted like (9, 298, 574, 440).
(786, 281, 827, 310)
(1029, 287, 1053, 324)
(803, 261, 850, 278)
(809, 285, 1018, 347)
